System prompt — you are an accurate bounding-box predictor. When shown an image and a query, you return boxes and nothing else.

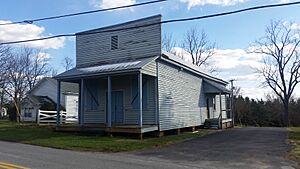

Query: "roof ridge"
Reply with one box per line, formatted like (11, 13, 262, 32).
(77, 14, 162, 35)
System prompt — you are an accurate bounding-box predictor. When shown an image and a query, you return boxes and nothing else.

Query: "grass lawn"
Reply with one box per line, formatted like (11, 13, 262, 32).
(288, 127, 300, 164)
(0, 121, 215, 152)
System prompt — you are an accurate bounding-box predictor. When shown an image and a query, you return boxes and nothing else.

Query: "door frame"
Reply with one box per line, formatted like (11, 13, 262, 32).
(206, 97, 210, 119)
(106, 90, 125, 124)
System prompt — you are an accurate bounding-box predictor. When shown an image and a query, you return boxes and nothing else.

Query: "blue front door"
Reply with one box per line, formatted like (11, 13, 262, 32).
(111, 91, 124, 123)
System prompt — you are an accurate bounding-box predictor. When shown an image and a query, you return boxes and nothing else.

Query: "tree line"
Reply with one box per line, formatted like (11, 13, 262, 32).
(234, 95, 300, 127)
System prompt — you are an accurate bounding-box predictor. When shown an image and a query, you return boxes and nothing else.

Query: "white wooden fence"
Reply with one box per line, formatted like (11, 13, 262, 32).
(37, 110, 78, 124)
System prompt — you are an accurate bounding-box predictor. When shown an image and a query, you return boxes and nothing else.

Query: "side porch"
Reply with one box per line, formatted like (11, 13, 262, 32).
(203, 80, 234, 129)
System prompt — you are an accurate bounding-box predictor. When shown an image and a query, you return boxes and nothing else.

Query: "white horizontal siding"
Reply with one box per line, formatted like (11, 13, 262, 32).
(31, 80, 65, 106)
(213, 94, 227, 119)
(76, 16, 161, 67)
(65, 95, 79, 116)
(158, 61, 202, 131)
(142, 60, 157, 77)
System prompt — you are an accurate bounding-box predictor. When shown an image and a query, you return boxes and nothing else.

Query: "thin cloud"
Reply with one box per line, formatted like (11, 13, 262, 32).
(171, 47, 269, 98)
(90, 0, 136, 11)
(0, 20, 65, 49)
(179, 0, 245, 9)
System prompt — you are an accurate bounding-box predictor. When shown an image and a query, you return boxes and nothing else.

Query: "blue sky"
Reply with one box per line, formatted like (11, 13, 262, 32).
(1, 0, 300, 99)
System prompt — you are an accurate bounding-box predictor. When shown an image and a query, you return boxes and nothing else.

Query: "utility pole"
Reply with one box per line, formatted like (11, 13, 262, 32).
(229, 79, 235, 127)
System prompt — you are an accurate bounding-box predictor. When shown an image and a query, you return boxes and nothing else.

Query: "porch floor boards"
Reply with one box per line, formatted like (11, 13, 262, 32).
(55, 124, 158, 134)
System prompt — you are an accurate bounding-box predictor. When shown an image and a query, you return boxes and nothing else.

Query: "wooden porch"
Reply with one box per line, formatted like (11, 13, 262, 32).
(55, 72, 159, 138)
(55, 124, 158, 134)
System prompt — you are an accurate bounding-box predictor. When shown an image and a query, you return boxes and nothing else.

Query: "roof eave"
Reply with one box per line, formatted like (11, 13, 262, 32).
(160, 54, 228, 85)
(55, 68, 141, 81)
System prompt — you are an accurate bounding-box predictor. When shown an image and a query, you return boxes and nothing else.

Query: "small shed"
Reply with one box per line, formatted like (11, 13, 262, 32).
(21, 95, 64, 122)
(20, 77, 79, 123)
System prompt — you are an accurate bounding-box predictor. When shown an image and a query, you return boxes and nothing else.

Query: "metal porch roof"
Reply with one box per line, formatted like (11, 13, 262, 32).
(55, 56, 157, 80)
(203, 79, 231, 94)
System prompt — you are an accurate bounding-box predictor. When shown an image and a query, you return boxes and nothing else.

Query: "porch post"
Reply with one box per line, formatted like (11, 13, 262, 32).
(80, 79, 85, 127)
(138, 72, 143, 128)
(231, 93, 234, 127)
(219, 93, 222, 129)
(107, 76, 112, 128)
(56, 80, 61, 126)
(154, 77, 158, 125)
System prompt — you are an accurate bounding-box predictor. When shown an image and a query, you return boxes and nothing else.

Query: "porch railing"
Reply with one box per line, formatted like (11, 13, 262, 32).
(37, 110, 78, 124)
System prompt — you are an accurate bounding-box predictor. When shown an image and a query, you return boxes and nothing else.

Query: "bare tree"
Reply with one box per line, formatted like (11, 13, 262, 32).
(251, 20, 300, 127)
(0, 45, 10, 119)
(3, 47, 50, 122)
(62, 56, 74, 71)
(49, 68, 58, 77)
(181, 28, 216, 68)
(0, 45, 10, 85)
(5, 52, 28, 122)
(162, 33, 176, 52)
(23, 48, 50, 90)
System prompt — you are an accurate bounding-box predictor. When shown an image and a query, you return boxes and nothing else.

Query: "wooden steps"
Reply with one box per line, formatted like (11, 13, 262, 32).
(204, 118, 220, 129)
(204, 118, 233, 129)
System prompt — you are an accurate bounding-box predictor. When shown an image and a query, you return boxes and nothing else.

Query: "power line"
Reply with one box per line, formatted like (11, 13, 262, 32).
(0, 0, 167, 26)
(1, 1, 300, 45)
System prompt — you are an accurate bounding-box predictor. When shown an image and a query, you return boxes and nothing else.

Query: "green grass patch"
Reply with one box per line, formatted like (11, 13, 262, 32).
(0, 121, 215, 152)
(288, 127, 300, 164)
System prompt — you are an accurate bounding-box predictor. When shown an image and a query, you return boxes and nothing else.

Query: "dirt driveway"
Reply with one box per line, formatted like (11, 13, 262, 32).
(132, 127, 297, 169)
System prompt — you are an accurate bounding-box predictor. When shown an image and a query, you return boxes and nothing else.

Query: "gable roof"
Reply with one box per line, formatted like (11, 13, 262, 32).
(55, 52, 228, 86)
(203, 79, 231, 94)
(161, 51, 228, 85)
(28, 77, 78, 95)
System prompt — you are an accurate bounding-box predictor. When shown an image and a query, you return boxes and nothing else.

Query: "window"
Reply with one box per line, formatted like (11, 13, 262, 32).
(86, 80, 99, 111)
(24, 108, 33, 118)
(111, 35, 118, 50)
(131, 77, 147, 109)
